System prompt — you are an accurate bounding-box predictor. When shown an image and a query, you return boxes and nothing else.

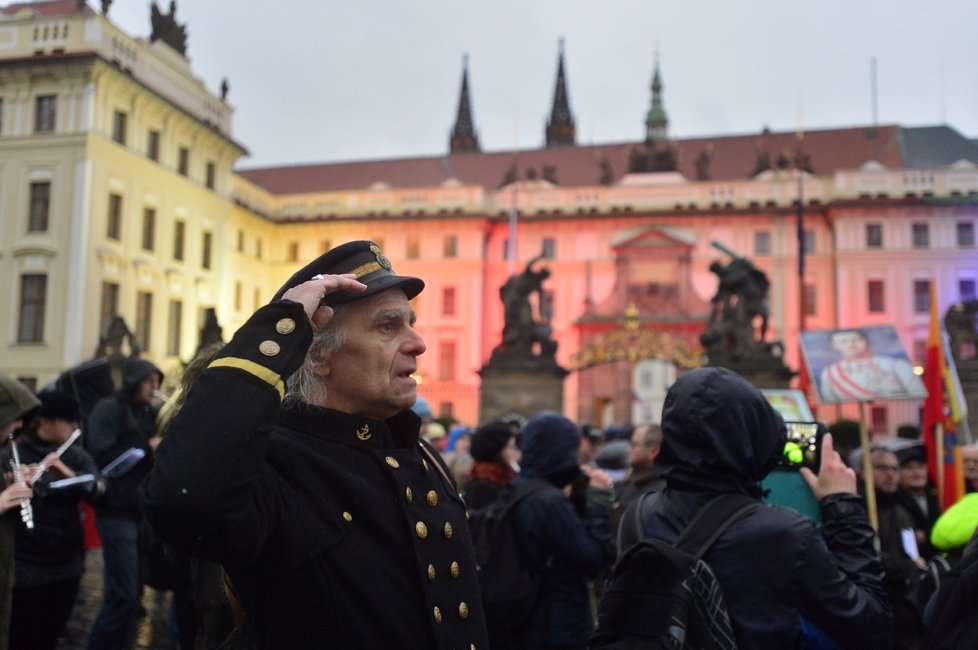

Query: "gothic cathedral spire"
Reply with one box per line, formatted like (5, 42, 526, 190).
(645, 51, 668, 143)
(545, 38, 576, 148)
(449, 54, 480, 154)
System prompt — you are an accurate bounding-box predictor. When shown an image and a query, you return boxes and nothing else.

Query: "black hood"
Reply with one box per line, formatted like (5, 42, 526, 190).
(519, 412, 582, 486)
(121, 358, 163, 395)
(654, 367, 785, 497)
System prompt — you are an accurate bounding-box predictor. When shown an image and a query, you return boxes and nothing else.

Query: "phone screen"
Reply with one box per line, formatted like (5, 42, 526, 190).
(778, 421, 826, 471)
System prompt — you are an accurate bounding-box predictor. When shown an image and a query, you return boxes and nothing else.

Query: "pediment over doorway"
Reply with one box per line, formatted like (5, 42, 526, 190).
(585, 225, 710, 321)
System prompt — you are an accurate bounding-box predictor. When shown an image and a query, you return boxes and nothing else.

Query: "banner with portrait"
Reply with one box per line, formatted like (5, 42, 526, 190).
(799, 326, 927, 404)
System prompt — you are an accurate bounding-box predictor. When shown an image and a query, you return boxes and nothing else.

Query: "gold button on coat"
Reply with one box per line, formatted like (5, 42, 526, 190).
(458, 602, 469, 620)
(421, 458, 429, 472)
(275, 318, 296, 334)
(385, 456, 400, 469)
(415, 521, 428, 539)
(443, 522, 453, 539)
(450, 561, 460, 578)
(258, 340, 280, 356)
(342, 511, 352, 522)
(405, 487, 413, 503)
(426, 490, 438, 507)
(433, 606, 442, 623)
(427, 564, 436, 581)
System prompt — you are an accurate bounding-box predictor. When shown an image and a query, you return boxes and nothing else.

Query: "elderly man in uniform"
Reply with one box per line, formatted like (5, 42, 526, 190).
(140, 241, 489, 649)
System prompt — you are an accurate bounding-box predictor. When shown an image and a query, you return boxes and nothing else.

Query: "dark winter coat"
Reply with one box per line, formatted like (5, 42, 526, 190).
(894, 487, 941, 559)
(139, 301, 489, 650)
(511, 413, 614, 649)
(11, 430, 98, 586)
(86, 358, 161, 519)
(640, 367, 892, 650)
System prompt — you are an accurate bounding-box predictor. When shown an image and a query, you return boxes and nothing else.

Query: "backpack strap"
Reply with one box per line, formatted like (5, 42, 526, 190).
(675, 493, 760, 560)
(616, 490, 661, 553)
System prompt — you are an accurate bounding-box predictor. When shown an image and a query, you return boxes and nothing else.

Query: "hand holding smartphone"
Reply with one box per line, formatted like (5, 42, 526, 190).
(800, 432, 857, 500)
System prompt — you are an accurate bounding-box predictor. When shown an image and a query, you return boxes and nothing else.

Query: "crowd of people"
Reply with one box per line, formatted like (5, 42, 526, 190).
(1, 239, 977, 649)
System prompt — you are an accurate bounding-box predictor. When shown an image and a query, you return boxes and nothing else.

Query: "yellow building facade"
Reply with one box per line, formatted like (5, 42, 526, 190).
(0, 3, 244, 386)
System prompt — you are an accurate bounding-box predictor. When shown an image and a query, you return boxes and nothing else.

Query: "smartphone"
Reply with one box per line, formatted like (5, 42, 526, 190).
(778, 421, 827, 471)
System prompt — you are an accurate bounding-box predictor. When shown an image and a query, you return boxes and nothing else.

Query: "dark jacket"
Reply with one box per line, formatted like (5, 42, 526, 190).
(511, 413, 614, 649)
(139, 301, 489, 650)
(11, 430, 98, 586)
(894, 487, 941, 559)
(611, 469, 665, 545)
(640, 367, 892, 650)
(87, 358, 160, 519)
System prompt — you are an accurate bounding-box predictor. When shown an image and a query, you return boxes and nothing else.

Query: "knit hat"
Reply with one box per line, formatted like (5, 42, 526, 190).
(897, 443, 927, 466)
(470, 421, 514, 462)
(38, 391, 81, 422)
(0, 372, 41, 429)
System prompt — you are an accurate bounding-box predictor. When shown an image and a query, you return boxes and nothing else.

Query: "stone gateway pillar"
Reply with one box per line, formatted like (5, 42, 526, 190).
(479, 256, 568, 423)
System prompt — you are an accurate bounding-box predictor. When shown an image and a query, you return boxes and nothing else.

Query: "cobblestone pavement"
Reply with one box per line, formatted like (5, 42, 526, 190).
(57, 549, 177, 650)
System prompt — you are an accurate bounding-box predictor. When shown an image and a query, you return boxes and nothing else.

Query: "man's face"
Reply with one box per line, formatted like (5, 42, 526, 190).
(134, 374, 160, 406)
(871, 450, 900, 493)
(899, 459, 929, 492)
(629, 426, 659, 471)
(831, 332, 869, 359)
(961, 447, 978, 480)
(320, 289, 426, 419)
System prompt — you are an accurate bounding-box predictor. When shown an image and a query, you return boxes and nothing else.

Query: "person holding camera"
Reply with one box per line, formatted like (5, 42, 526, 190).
(635, 367, 891, 648)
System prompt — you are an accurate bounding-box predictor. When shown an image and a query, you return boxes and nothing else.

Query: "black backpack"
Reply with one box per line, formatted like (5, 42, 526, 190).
(590, 492, 760, 650)
(467, 478, 551, 647)
(922, 549, 978, 650)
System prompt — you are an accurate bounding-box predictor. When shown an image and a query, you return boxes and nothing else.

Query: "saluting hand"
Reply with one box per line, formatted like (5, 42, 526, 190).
(282, 274, 367, 330)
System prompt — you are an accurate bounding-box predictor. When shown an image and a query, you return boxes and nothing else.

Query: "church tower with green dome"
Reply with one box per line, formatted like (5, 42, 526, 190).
(645, 54, 669, 143)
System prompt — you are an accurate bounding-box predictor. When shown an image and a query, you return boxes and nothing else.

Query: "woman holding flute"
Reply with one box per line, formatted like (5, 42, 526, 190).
(8, 391, 100, 650)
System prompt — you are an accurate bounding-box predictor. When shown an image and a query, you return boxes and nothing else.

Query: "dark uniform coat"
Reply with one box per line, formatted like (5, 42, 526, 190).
(140, 301, 489, 650)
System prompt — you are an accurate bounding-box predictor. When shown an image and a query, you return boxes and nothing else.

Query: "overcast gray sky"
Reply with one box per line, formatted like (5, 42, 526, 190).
(109, 0, 978, 169)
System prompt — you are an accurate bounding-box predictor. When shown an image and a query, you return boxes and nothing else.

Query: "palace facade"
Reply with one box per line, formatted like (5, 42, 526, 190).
(2, 1, 977, 432)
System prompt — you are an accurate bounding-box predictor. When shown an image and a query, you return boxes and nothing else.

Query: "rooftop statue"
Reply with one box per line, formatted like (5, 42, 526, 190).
(150, 1, 188, 56)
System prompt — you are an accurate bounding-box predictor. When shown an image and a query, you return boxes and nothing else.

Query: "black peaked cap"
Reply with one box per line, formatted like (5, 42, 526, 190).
(271, 240, 424, 306)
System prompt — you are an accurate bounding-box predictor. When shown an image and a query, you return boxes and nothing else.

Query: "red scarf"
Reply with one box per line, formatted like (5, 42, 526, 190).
(467, 460, 516, 486)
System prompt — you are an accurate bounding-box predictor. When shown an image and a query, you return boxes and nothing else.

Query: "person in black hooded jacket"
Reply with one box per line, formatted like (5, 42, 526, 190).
(85, 357, 162, 650)
(510, 412, 615, 650)
(637, 367, 892, 649)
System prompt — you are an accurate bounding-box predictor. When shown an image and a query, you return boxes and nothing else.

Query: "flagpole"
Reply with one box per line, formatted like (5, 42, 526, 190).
(508, 109, 519, 275)
(935, 421, 945, 507)
(858, 401, 879, 533)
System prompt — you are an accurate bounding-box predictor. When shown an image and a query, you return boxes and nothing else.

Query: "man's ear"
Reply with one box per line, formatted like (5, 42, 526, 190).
(310, 357, 331, 380)
(649, 445, 661, 462)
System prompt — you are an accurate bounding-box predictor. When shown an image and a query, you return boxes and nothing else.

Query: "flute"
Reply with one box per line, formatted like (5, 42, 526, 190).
(8, 438, 34, 530)
(30, 428, 82, 483)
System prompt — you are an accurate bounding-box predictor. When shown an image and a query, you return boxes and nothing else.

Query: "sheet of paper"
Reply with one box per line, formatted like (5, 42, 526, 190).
(48, 474, 96, 490)
(901, 528, 920, 560)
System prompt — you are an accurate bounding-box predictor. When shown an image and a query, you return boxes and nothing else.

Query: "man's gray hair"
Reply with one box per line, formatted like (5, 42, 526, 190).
(285, 304, 350, 407)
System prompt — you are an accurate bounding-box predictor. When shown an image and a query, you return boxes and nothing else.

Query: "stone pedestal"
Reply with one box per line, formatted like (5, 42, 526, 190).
(706, 343, 796, 390)
(724, 359, 796, 390)
(478, 364, 569, 424)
